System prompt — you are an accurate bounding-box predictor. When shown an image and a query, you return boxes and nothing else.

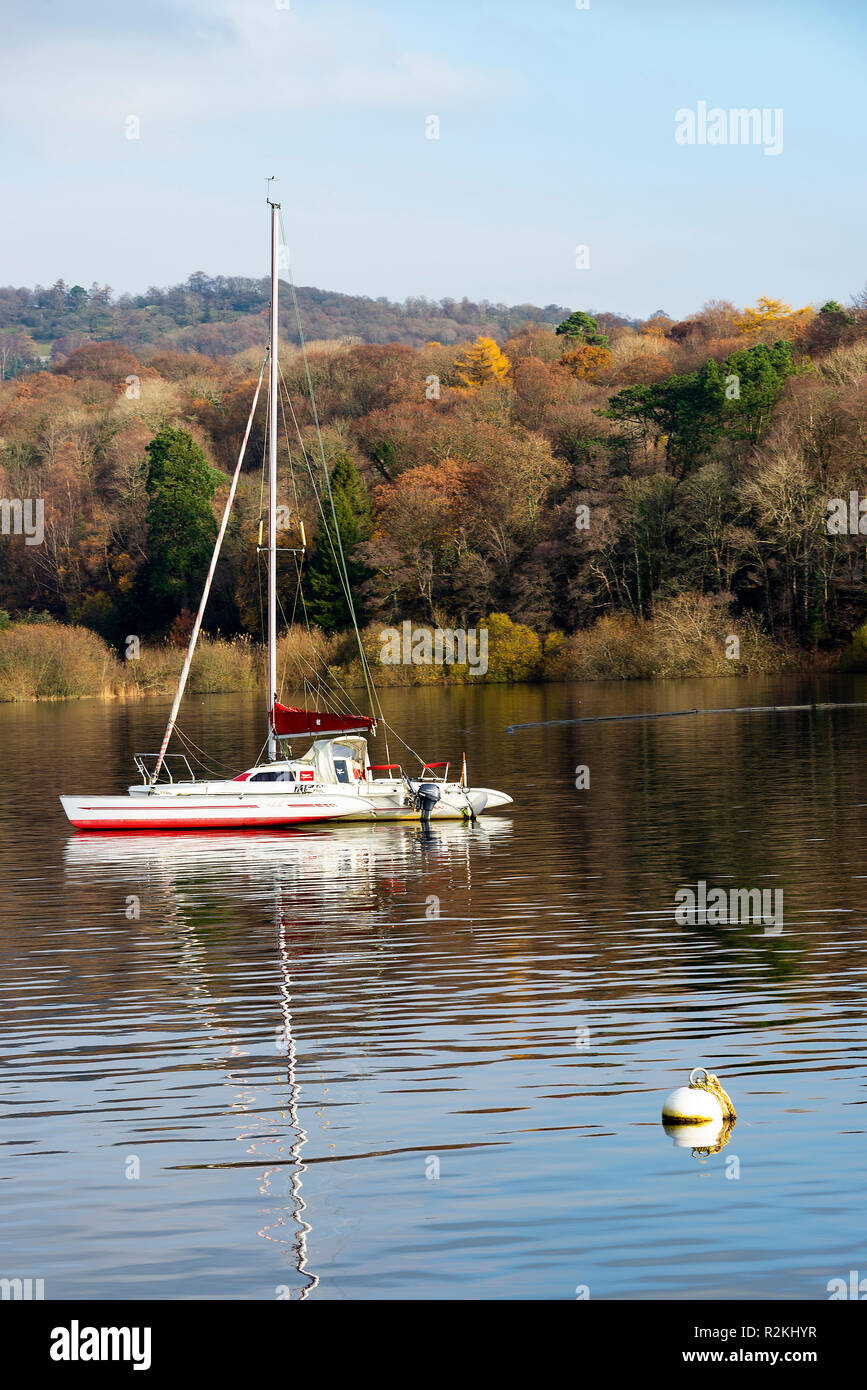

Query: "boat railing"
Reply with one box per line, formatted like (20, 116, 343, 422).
(420, 762, 450, 786)
(133, 753, 196, 785)
(367, 763, 403, 782)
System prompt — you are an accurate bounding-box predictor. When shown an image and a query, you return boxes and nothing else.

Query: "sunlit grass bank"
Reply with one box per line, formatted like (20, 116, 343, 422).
(0, 621, 122, 700)
(0, 606, 834, 702)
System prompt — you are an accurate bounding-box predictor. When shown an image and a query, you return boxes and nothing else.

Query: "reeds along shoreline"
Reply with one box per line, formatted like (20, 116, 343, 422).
(0, 604, 845, 702)
(0, 622, 339, 701)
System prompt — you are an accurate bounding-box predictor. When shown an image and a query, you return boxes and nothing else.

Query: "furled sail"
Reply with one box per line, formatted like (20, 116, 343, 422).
(271, 702, 375, 738)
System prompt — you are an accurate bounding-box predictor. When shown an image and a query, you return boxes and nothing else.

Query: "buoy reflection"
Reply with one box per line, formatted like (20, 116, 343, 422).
(662, 1115, 736, 1155)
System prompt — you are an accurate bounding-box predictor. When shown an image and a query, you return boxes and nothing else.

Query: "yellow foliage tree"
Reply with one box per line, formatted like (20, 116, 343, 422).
(482, 612, 543, 682)
(735, 296, 812, 338)
(453, 336, 511, 391)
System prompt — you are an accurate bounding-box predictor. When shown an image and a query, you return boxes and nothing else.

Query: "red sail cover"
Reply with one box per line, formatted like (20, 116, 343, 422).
(271, 702, 375, 737)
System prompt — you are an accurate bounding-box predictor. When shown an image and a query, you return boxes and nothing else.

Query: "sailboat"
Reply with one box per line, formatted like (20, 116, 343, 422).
(60, 198, 512, 832)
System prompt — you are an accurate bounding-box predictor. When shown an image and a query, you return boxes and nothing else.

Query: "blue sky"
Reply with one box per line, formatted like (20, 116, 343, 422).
(1, 0, 864, 317)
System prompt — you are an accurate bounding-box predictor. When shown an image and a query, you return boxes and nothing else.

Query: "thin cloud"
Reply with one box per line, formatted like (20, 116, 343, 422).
(0, 1, 514, 149)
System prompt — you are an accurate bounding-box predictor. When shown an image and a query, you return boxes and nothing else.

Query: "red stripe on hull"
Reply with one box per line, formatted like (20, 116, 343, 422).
(68, 817, 346, 830)
(66, 804, 353, 830)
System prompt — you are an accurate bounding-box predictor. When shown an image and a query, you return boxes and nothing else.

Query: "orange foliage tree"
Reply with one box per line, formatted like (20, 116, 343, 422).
(558, 344, 614, 381)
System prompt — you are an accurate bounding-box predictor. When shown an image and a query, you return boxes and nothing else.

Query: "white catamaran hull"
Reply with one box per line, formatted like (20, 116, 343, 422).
(59, 780, 512, 831)
(59, 792, 378, 831)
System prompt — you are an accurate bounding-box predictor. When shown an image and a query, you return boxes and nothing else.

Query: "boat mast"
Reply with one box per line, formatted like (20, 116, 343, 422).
(267, 196, 280, 761)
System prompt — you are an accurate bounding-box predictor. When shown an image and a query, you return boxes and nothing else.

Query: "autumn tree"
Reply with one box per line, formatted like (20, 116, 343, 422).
(639, 311, 675, 338)
(0, 330, 38, 380)
(803, 301, 858, 355)
(738, 449, 830, 639)
(618, 473, 678, 615)
(53, 341, 146, 385)
(558, 343, 614, 381)
(453, 336, 511, 391)
(695, 299, 740, 341)
(676, 461, 747, 593)
(735, 297, 812, 340)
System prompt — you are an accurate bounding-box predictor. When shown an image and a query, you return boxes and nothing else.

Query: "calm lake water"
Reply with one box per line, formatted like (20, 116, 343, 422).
(2, 675, 866, 1300)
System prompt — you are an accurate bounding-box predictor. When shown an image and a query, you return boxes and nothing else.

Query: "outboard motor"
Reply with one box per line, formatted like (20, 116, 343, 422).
(406, 778, 441, 820)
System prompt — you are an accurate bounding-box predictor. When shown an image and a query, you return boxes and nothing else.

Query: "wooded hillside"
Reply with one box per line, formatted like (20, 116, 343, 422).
(1, 291, 866, 678)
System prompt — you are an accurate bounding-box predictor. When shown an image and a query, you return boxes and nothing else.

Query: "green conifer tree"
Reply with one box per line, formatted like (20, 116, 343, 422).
(305, 453, 373, 631)
(144, 426, 218, 618)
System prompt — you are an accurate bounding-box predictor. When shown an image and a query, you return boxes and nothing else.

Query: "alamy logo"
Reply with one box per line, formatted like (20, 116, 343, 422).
(0, 1276, 44, 1299)
(826, 492, 867, 535)
(380, 621, 488, 676)
(675, 880, 783, 934)
(827, 1270, 867, 1299)
(675, 101, 783, 156)
(50, 1320, 152, 1371)
(0, 497, 44, 545)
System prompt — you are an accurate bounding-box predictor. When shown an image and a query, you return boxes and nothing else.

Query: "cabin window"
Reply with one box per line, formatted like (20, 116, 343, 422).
(250, 769, 296, 782)
(334, 759, 351, 784)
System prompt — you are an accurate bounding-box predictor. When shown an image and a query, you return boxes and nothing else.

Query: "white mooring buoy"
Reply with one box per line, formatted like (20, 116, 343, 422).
(661, 1067, 737, 1150)
(663, 1083, 725, 1124)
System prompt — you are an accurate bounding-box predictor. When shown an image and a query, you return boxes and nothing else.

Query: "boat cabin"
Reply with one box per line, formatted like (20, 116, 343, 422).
(235, 737, 372, 787)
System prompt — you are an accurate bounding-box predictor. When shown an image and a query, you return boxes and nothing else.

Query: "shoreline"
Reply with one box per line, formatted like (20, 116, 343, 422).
(0, 623, 843, 703)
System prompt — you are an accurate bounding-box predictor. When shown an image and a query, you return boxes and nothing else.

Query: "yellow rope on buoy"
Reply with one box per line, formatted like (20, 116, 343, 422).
(661, 1066, 737, 1128)
(689, 1067, 737, 1121)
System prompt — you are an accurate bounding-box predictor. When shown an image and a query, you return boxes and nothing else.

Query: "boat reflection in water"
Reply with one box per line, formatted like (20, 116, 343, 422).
(63, 819, 512, 1298)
